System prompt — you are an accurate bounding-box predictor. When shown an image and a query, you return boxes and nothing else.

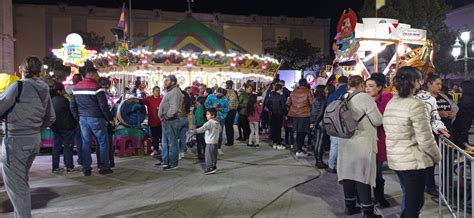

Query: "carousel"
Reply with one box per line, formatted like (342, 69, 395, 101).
(89, 15, 279, 95)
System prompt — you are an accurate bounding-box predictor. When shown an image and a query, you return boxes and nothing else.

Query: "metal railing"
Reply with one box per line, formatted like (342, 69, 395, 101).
(438, 136, 472, 218)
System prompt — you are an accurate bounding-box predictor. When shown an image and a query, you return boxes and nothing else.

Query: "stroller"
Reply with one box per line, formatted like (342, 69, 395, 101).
(185, 131, 198, 155)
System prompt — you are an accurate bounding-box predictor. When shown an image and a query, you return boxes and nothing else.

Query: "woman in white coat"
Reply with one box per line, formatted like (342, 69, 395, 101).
(337, 75, 383, 218)
(383, 67, 441, 218)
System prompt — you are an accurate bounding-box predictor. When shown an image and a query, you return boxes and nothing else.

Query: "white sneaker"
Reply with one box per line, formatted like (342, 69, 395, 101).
(276, 145, 286, 150)
(273, 144, 278, 149)
(296, 152, 307, 158)
(218, 149, 224, 155)
(179, 152, 184, 160)
(150, 151, 158, 156)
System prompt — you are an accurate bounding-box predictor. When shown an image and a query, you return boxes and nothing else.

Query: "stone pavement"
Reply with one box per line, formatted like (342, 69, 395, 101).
(0, 137, 452, 218)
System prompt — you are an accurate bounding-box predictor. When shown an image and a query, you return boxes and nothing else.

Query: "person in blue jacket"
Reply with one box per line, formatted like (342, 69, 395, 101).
(205, 88, 229, 154)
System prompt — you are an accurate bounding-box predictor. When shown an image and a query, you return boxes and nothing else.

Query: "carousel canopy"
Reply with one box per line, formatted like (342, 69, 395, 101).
(135, 15, 248, 54)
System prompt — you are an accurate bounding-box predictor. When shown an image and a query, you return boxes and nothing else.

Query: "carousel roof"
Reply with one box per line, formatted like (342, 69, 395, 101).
(135, 15, 248, 54)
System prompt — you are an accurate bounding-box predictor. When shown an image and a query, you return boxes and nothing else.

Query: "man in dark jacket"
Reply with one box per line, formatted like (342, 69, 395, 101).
(50, 82, 77, 173)
(266, 83, 287, 149)
(70, 67, 114, 176)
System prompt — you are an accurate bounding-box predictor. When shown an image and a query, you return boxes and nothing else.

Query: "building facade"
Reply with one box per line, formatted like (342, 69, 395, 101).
(1, 0, 14, 74)
(13, 4, 330, 69)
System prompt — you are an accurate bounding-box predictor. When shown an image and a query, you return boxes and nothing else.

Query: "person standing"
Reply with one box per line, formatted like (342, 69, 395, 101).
(247, 95, 263, 148)
(70, 67, 114, 176)
(224, 80, 239, 146)
(178, 89, 192, 159)
(157, 75, 183, 170)
(205, 88, 229, 155)
(141, 86, 162, 156)
(326, 76, 348, 173)
(266, 84, 287, 150)
(50, 82, 77, 173)
(193, 96, 207, 160)
(337, 76, 383, 217)
(288, 79, 313, 157)
(384, 66, 441, 217)
(453, 81, 474, 149)
(0, 56, 56, 218)
(310, 85, 327, 169)
(365, 73, 393, 208)
(238, 84, 253, 143)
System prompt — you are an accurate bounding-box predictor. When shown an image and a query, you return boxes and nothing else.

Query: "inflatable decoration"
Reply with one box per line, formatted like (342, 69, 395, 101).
(333, 9, 360, 62)
(116, 97, 147, 128)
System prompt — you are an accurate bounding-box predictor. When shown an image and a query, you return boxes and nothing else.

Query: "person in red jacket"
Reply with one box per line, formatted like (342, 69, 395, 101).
(365, 73, 392, 208)
(141, 86, 163, 156)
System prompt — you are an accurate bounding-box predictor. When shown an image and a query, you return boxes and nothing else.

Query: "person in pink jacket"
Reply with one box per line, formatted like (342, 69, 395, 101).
(247, 95, 262, 148)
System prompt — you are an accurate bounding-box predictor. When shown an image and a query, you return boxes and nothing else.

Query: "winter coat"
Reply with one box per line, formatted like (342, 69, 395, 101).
(415, 90, 446, 134)
(70, 78, 113, 121)
(158, 86, 183, 121)
(287, 87, 313, 118)
(204, 94, 229, 121)
(375, 92, 393, 162)
(310, 95, 326, 125)
(238, 92, 250, 115)
(337, 91, 382, 187)
(51, 95, 77, 131)
(383, 95, 441, 171)
(453, 95, 474, 145)
(0, 78, 56, 136)
(248, 103, 263, 122)
(266, 91, 287, 115)
(193, 103, 206, 127)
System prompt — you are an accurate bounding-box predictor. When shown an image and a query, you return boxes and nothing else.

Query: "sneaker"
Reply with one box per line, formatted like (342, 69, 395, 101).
(273, 144, 278, 149)
(52, 168, 63, 173)
(325, 168, 337, 174)
(254, 144, 260, 148)
(155, 162, 168, 168)
(218, 149, 224, 155)
(204, 167, 217, 175)
(247, 144, 255, 148)
(99, 169, 114, 175)
(276, 145, 286, 150)
(83, 170, 92, 176)
(150, 150, 159, 156)
(163, 165, 179, 171)
(296, 152, 307, 158)
(66, 168, 74, 173)
(179, 152, 184, 160)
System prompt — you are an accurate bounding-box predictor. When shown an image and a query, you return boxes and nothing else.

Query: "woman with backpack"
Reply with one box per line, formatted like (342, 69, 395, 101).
(337, 75, 383, 217)
(365, 73, 392, 208)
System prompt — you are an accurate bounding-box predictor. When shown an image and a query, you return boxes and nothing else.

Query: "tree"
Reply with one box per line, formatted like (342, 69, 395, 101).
(266, 38, 322, 71)
(359, 0, 458, 74)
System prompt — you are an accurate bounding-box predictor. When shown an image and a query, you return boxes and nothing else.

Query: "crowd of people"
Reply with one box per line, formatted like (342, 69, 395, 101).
(1, 56, 474, 217)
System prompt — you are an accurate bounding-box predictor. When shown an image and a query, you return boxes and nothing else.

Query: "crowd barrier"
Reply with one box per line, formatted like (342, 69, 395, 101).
(438, 136, 472, 217)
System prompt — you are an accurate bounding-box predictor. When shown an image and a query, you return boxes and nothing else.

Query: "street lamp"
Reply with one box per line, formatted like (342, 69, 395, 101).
(452, 30, 474, 80)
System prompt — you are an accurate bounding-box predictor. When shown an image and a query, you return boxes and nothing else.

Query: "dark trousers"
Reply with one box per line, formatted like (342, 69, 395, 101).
(225, 110, 237, 145)
(52, 129, 75, 170)
(96, 124, 115, 167)
(396, 169, 427, 218)
(313, 127, 325, 163)
(342, 180, 372, 206)
(196, 132, 206, 156)
(75, 127, 83, 166)
(239, 114, 250, 141)
(150, 126, 162, 151)
(425, 166, 436, 190)
(271, 113, 283, 144)
(296, 132, 307, 152)
(285, 127, 294, 146)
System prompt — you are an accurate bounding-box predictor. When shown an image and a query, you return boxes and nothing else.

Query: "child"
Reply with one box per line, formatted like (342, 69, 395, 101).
(247, 95, 263, 148)
(284, 116, 294, 149)
(193, 96, 207, 160)
(191, 108, 222, 175)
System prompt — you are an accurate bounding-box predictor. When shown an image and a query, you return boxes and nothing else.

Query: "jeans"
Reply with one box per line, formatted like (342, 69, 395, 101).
(285, 127, 294, 146)
(249, 121, 260, 145)
(217, 120, 225, 149)
(52, 129, 75, 170)
(328, 136, 338, 169)
(162, 118, 180, 167)
(205, 144, 218, 169)
(96, 124, 115, 168)
(396, 168, 427, 218)
(150, 126, 162, 152)
(224, 110, 237, 145)
(271, 114, 283, 145)
(79, 117, 110, 171)
(239, 114, 250, 141)
(178, 117, 189, 153)
(75, 127, 83, 166)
